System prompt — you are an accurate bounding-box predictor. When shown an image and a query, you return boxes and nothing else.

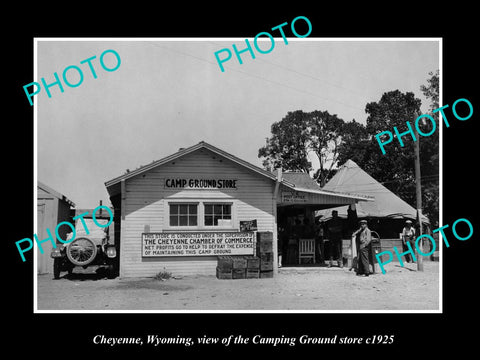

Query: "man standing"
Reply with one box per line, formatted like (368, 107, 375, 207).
(314, 218, 325, 265)
(352, 220, 372, 276)
(327, 210, 343, 268)
(401, 220, 416, 263)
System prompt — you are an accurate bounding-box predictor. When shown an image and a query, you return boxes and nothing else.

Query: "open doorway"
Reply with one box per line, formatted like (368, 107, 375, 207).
(278, 205, 359, 269)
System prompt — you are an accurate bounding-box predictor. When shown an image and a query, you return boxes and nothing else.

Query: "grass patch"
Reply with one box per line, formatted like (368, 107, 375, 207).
(154, 270, 172, 281)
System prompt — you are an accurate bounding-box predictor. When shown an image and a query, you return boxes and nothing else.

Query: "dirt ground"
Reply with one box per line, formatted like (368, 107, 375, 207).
(36, 261, 439, 311)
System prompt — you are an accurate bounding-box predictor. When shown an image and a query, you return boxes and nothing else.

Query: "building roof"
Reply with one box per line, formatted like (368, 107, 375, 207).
(316, 159, 430, 223)
(37, 181, 75, 207)
(104, 141, 372, 203)
(282, 172, 321, 190)
(104, 141, 277, 197)
(280, 171, 373, 202)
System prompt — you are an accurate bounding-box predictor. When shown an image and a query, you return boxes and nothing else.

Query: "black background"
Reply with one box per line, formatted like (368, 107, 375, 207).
(6, 3, 478, 356)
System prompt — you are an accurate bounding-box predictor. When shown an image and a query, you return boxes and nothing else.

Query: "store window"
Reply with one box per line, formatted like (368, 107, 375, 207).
(169, 203, 198, 226)
(204, 203, 232, 226)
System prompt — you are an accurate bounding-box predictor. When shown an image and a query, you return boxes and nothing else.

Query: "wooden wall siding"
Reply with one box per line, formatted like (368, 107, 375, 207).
(37, 198, 57, 274)
(120, 148, 276, 278)
(37, 192, 72, 274)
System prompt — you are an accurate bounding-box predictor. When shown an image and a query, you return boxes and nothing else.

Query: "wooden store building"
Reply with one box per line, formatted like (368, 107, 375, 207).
(104, 141, 372, 278)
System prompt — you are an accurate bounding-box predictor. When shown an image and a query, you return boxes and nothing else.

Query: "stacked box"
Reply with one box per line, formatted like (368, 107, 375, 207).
(243, 255, 260, 279)
(232, 268, 246, 279)
(216, 267, 232, 279)
(246, 268, 260, 279)
(216, 256, 232, 280)
(231, 256, 247, 269)
(259, 252, 274, 271)
(257, 240, 273, 253)
(257, 232, 273, 241)
(256, 232, 274, 278)
(217, 255, 265, 280)
(246, 256, 260, 269)
(217, 256, 233, 270)
(256, 232, 273, 254)
(260, 270, 273, 278)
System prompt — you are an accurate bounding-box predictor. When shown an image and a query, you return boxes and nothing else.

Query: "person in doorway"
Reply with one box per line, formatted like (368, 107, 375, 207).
(287, 218, 302, 264)
(352, 219, 372, 276)
(401, 220, 416, 263)
(327, 210, 343, 268)
(302, 217, 314, 238)
(314, 218, 325, 265)
(278, 225, 285, 268)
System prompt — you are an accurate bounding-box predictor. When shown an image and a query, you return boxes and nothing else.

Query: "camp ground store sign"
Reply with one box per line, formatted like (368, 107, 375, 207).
(142, 232, 255, 257)
(164, 178, 238, 189)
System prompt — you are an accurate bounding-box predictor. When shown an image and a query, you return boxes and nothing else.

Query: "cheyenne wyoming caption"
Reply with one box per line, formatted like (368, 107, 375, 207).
(92, 334, 395, 346)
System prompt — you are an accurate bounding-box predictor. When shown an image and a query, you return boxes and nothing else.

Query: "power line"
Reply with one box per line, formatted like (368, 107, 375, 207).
(205, 40, 369, 100)
(142, 42, 364, 111)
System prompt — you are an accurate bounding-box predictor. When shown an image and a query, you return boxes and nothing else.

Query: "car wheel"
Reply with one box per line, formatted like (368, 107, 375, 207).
(53, 259, 61, 279)
(66, 237, 97, 266)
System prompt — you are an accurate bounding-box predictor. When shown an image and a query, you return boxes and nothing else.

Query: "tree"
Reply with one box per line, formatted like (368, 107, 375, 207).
(258, 110, 312, 173)
(259, 109, 357, 186)
(419, 70, 440, 227)
(336, 83, 439, 227)
(420, 70, 439, 114)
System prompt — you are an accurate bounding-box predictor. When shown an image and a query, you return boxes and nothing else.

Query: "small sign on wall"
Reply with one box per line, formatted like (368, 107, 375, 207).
(142, 232, 255, 257)
(240, 219, 257, 231)
(281, 191, 307, 203)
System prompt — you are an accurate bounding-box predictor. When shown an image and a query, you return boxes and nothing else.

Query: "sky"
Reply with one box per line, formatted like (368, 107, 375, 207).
(36, 38, 440, 208)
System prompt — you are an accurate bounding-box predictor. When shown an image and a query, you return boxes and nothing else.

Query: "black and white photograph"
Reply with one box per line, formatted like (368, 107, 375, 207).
(33, 38, 440, 312)
(7, 5, 478, 356)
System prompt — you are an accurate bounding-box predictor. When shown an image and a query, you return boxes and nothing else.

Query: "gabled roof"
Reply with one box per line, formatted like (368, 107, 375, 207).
(37, 181, 75, 207)
(104, 142, 373, 203)
(105, 141, 277, 196)
(317, 159, 429, 223)
(280, 171, 373, 202)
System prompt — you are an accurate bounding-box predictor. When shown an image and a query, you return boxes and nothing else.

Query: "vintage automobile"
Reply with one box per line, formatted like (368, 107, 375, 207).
(50, 210, 118, 279)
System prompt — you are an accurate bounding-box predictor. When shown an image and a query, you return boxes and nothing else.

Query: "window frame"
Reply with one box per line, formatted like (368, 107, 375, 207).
(203, 202, 233, 228)
(165, 200, 235, 230)
(166, 201, 199, 229)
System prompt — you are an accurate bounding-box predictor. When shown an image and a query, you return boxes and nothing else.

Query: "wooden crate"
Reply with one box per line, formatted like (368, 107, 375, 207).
(260, 270, 273, 279)
(216, 267, 232, 280)
(232, 268, 246, 279)
(259, 252, 274, 261)
(246, 268, 260, 279)
(260, 261, 273, 271)
(256, 232, 273, 254)
(259, 252, 274, 271)
(257, 232, 273, 241)
(246, 256, 260, 269)
(231, 256, 247, 269)
(217, 256, 233, 270)
(256, 241, 273, 254)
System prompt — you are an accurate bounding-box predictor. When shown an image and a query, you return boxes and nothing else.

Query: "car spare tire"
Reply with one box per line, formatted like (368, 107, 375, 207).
(66, 237, 97, 266)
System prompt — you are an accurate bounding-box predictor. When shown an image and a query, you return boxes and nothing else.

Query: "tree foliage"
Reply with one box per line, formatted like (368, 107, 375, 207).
(258, 110, 361, 186)
(337, 75, 440, 227)
(259, 72, 439, 227)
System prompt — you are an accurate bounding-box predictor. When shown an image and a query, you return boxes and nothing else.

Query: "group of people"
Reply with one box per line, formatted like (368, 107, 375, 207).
(320, 210, 372, 276)
(278, 210, 418, 277)
(278, 210, 348, 269)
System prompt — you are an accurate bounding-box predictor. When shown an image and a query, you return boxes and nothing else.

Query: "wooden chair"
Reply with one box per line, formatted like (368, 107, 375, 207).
(298, 239, 316, 264)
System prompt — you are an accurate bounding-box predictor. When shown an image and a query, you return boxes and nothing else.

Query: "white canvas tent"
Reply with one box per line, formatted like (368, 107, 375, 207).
(316, 160, 430, 224)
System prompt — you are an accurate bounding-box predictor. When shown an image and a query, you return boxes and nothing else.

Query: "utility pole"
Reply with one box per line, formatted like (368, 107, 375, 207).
(413, 113, 424, 272)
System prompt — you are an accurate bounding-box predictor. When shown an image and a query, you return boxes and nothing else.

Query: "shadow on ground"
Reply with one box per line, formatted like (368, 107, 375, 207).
(54, 267, 114, 281)
(112, 279, 193, 291)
